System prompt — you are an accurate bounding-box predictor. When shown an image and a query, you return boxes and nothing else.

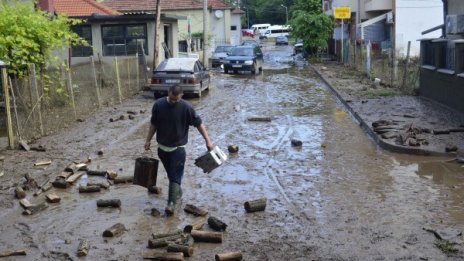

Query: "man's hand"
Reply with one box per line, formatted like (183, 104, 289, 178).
(206, 141, 214, 151)
(144, 140, 151, 151)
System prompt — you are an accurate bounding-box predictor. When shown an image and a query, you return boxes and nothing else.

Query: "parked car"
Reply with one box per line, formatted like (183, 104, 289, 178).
(241, 29, 254, 37)
(294, 38, 304, 54)
(223, 45, 263, 74)
(211, 45, 234, 68)
(241, 39, 260, 46)
(147, 58, 210, 98)
(275, 36, 289, 45)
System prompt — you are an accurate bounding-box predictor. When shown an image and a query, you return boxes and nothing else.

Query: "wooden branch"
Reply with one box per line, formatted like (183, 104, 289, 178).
(87, 170, 108, 177)
(0, 249, 26, 257)
(142, 250, 184, 260)
(152, 230, 183, 239)
(102, 223, 126, 237)
(190, 230, 222, 243)
(78, 185, 101, 193)
(167, 244, 193, 257)
(97, 199, 121, 208)
(208, 216, 228, 231)
(22, 202, 48, 215)
(244, 199, 266, 213)
(184, 204, 208, 216)
(113, 176, 133, 184)
(58, 172, 73, 179)
(148, 234, 184, 249)
(183, 217, 206, 233)
(66, 172, 84, 184)
(77, 239, 90, 257)
(46, 193, 61, 203)
(215, 252, 243, 261)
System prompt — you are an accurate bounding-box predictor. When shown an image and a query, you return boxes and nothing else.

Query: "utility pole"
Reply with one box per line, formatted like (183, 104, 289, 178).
(280, 4, 288, 24)
(203, 0, 208, 66)
(152, 0, 161, 70)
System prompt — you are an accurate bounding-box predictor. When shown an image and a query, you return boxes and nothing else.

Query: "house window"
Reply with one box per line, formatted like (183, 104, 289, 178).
(102, 24, 148, 56)
(231, 26, 237, 31)
(71, 25, 93, 57)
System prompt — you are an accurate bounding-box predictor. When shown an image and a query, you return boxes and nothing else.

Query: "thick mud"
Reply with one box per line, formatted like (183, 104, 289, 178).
(0, 43, 464, 260)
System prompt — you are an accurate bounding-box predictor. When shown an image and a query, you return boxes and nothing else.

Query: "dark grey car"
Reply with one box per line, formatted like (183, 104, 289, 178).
(223, 45, 264, 74)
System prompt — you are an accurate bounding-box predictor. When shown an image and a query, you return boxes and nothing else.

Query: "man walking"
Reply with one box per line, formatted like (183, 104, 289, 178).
(144, 85, 214, 215)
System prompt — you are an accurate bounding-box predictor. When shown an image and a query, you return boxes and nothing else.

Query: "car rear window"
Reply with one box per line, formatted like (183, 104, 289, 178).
(230, 48, 254, 56)
(215, 46, 233, 53)
(156, 59, 196, 71)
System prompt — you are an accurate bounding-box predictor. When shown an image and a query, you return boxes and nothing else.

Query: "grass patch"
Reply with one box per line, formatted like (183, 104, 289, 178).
(435, 239, 459, 255)
(366, 88, 398, 98)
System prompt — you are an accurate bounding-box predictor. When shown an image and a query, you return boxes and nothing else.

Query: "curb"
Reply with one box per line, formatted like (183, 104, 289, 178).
(311, 65, 450, 157)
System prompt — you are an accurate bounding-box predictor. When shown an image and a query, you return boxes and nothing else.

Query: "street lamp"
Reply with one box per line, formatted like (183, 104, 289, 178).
(280, 4, 288, 24)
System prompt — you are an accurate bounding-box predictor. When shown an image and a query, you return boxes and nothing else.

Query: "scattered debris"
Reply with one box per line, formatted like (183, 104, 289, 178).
(19, 198, 32, 209)
(19, 140, 30, 151)
(78, 185, 101, 193)
(113, 176, 133, 184)
(127, 110, 138, 115)
(52, 177, 69, 189)
(34, 160, 52, 166)
(148, 186, 162, 194)
(23, 202, 48, 215)
(208, 216, 228, 231)
(0, 249, 26, 258)
(96, 199, 121, 208)
(33, 180, 52, 197)
(14, 186, 26, 199)
(247, 117, 272, 122)
(183, 217, 207, 233)
(142, 250, 184, 261)
(97, 149, 104, 156)
(227, 145, 239, 153)
(445, 145, 458, 152)
(107, 170, 118, 180)
(87, 181, 110, 189)
(291, 139, 302, 147)
(151, 208, 161, 217)
(244, 198, 267, 213)
(190, 230, 222, 243)
(66, 172, 84, 184)
(215, 251, 243, 261)
(433, 129, 450, 135)
(184, 204, 208, 216)
(46, 193, 61, 203)
(167, 243, 193, 257)
(30, 145, 46, 152)
(77, 239, 90, 257)
(102, 223, 126, 237)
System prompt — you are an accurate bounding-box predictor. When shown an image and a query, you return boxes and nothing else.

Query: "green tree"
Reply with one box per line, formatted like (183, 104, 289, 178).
(0, 1, 85, 77)
(289, 0, 333, 54)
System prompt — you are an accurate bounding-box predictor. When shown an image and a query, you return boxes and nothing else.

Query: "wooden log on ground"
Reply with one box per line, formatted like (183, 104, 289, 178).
(87, 170, 108, 176)
(46, 193, 61, 203)
(190, 230, 222, 243)
(142, 250, 184, 260)
(113, 176, 133, 184)
(184, 204, 208, 216)
(97, 199, 121, 208)
(290, 139, 302, 147)
(107, 170, 118, 180)
(152, 230, 183, 239)
(87, 181, 110, 189)
(433, 129, 450, 135)
(0, 249, 26, 257)
(208, 216, 228, 231)
(52, 177, 70, 189)
(183, 235, 194, 247)
(34, 160, 52, 166)
(22, 202, 48, 215)
(19, 198, 32, 209)
(79, 185, 101, 193)
(34, 180, 52, 196)
(77, 239, 89, 257)
(102, 223, 126, 237)
(66, 172, 84, 184)
(30, 145, 46, 152)
(215, 252, 243, 261)
(23, 173, 38, 190)
(244, 198, 266, 213)
(167, 244, 193, 257)
(183, 217, 206, 233)
(247, 117, 271, 122)
(227, 145, 239, 153)
(14, 186, 26, 199)
(65, 163, 78, 173)
(148, 234, 184, 248)
(75, 163, 88, 171)
(58, 171, 73, 179)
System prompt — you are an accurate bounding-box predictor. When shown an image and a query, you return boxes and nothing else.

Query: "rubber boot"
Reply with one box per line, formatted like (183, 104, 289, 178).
(165, 182, 180, 216)
(177, 185, 183, 200)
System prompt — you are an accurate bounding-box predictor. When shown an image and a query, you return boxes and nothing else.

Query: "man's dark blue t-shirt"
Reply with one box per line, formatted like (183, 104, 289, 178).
(150, 97, 202, 147)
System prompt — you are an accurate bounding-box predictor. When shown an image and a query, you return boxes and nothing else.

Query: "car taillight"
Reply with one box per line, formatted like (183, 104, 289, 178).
(183, 79, 196, 84)
(151, 78, 162, 84)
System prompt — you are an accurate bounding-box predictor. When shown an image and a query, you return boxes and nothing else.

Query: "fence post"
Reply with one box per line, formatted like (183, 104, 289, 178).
(90, 57, 102, 108)
(63, 60, 77, 120)
(1, 68, 15, 149)
(127, 58, 131, 94)
(114, 57, 122, 104)
(136, 52, 140, 91)
(401, 41, 412, 90)
(30, 64, 44, 135)
(366, 41, 371, 77)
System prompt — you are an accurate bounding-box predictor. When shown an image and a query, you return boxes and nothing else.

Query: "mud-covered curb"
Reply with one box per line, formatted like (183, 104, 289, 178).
(311, 65, 451, 157)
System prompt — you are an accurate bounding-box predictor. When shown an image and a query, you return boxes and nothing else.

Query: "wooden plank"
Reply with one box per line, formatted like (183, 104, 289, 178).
(142, 250, 183, 260)
(34, 160, 52, 166)
(66, 172, 84, 183)
(190, 230, 222, 243)
(46, 193, 61, 203)
(19, 198, 33, 209)
(0, 249, 26, 257)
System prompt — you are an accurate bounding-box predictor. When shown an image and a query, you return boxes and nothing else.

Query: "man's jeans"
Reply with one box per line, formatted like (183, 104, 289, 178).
(158, 147, 186, 185)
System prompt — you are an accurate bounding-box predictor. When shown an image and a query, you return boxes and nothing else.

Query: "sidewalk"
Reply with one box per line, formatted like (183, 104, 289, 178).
(312, 62, 464, 157)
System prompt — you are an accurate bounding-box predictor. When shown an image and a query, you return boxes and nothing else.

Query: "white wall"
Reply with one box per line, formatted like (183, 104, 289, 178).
(230, 14, 242, 45)
(395, 0, 443, 57)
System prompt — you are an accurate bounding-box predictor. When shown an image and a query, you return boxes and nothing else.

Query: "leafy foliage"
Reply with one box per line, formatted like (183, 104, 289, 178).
(0, 1, 85, 77)
(289, 0, 333, 53)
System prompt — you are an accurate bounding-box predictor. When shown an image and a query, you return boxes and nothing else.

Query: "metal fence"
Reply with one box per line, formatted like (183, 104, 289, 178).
(345, 40, 421, 93)
(2, 56, 145, 144)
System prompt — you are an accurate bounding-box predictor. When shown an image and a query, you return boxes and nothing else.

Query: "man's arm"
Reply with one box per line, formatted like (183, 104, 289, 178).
(196, 124, 214, 151)
(144, 124, 157, 150)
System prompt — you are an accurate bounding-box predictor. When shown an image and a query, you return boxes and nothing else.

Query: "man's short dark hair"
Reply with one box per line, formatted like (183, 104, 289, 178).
(169, 85, 183, 96)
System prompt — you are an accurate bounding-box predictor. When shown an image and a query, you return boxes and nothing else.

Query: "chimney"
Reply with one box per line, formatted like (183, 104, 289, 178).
(37, 0, 55, 13)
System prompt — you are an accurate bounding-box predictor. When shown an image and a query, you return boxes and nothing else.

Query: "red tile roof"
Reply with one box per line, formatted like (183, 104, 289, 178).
(103, 0, 233, 12)
(232, 8, 245, 14)
(54, 0, 119, 17)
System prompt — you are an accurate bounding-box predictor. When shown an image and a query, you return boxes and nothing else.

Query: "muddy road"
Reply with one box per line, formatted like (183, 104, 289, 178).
(1, 43, 464, 260)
